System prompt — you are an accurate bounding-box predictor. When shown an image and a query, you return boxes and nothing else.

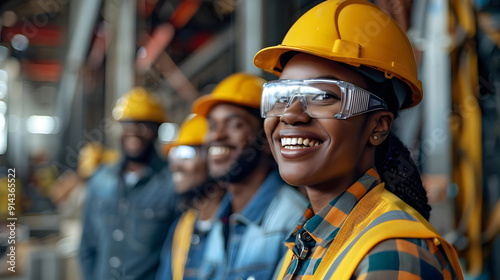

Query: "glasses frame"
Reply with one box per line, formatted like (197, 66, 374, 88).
(261, 79, 388, 119)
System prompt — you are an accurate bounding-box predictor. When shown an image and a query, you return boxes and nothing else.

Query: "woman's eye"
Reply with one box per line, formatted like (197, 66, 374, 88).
(277, 96, 289, 104)
(312, 93, 339, 101)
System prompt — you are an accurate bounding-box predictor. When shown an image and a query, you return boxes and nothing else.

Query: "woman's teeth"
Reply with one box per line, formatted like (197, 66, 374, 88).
(281, 137, 321, 149)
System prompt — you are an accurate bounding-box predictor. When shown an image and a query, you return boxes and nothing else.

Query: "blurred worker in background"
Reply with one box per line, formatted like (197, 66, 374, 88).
(79, 87, 179, 280)
(156, 114, 225, 280)
(253, 0, 463, 279)
(165, 114, 224, 212)
(163, 72, 308, 280)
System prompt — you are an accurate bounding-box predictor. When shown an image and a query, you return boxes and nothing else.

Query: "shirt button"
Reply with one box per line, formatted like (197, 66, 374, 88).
(109, 256, 121, 268)
(112, 229, 125, 241)
(191, 233, 200, 245)
(301, 231, 313, 242)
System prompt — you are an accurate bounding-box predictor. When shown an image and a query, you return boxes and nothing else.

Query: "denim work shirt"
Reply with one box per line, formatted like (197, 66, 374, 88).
(156, 169, 309, 280)
(79, 153, 179, 280)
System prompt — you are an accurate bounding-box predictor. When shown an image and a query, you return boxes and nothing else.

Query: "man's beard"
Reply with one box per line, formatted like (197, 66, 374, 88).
(123, 140, 156, 163)
(210, 137, 266, 184)
(176, 179, 223, 212)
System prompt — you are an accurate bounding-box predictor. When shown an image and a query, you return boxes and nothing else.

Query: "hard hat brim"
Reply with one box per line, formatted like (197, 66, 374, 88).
(192, 93, 261, 117)
(254, 45, 423, 109)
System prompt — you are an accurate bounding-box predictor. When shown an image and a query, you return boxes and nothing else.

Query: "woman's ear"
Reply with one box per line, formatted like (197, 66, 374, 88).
(369, 111, 394, 146)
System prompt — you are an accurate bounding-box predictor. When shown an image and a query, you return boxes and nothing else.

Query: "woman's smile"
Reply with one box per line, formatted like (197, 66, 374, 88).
(277, 130, 325, 159)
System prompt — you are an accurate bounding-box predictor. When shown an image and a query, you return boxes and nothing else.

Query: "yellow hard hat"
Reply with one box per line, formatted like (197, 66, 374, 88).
(192, 73, 266, 117)
(78, 142, 119, 178)
(254, 0, 422, 109)
(162, 114, 208, 155)
(112, 87, 167, 123)
(175, 114, 208, 146)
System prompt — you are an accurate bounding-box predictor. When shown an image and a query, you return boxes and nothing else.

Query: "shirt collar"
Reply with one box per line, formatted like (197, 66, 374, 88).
(216, 169, 284, 225)
(286, 168, 381, 248)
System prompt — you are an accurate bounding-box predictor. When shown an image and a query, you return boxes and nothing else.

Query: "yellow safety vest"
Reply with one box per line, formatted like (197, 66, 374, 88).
(276, 184, 464, 280)
(171, 209, 198, 280)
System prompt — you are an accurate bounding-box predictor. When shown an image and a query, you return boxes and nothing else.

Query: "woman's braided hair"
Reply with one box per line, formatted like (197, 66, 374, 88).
(374, 133, 432, 220)
(362, 68, 432, 220)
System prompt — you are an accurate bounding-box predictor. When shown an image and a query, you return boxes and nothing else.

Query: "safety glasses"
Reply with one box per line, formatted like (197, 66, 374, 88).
(261, 79, 388, 119)
(168, 145, 199, 161)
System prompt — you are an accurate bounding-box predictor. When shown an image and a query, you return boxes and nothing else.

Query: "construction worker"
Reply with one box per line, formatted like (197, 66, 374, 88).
(79, 87, 179, 280)
(156, 114, 225, 280)
(253, 0, 464, 279)
(163, 72, 308, 280)
(165, 114, 225, 212)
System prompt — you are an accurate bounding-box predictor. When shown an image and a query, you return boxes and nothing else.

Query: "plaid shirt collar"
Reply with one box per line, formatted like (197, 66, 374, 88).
(286, 168, 381, 248)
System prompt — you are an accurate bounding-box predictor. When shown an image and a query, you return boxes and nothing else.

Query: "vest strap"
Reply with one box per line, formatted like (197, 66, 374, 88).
(275, 249, 295, 279)
(172, 209, 197, 280)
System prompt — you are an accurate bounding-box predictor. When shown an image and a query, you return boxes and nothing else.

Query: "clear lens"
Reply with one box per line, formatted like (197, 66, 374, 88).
(261, 79, 388, 119)
(168, 145, 198, 161)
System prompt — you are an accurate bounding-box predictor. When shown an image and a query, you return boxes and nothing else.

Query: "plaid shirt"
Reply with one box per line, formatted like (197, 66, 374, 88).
(282, 168, 459, 280)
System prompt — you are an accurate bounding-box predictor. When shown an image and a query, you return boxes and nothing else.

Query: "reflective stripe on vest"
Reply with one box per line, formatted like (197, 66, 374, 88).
(171, 209, 197, 280)
(275, 183, 464, 280)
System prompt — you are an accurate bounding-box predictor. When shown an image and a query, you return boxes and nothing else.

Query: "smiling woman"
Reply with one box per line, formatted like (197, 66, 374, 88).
(253, 0, 464, 279)
(159, 72, 309, 280)
(263, 55, 380, 199)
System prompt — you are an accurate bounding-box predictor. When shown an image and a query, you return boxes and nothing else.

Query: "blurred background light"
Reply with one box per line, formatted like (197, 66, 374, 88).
(26, 115, 60, 134)
(11, 33, 29, 51)
(0, 100, 7, 115)
(158, 122, 179, 143)
(2, 10, 17, 27)
(0, 80, 7, 99)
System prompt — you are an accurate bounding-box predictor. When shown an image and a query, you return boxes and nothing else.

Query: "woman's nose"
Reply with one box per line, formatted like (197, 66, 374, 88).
(280, 96, 311, 125)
